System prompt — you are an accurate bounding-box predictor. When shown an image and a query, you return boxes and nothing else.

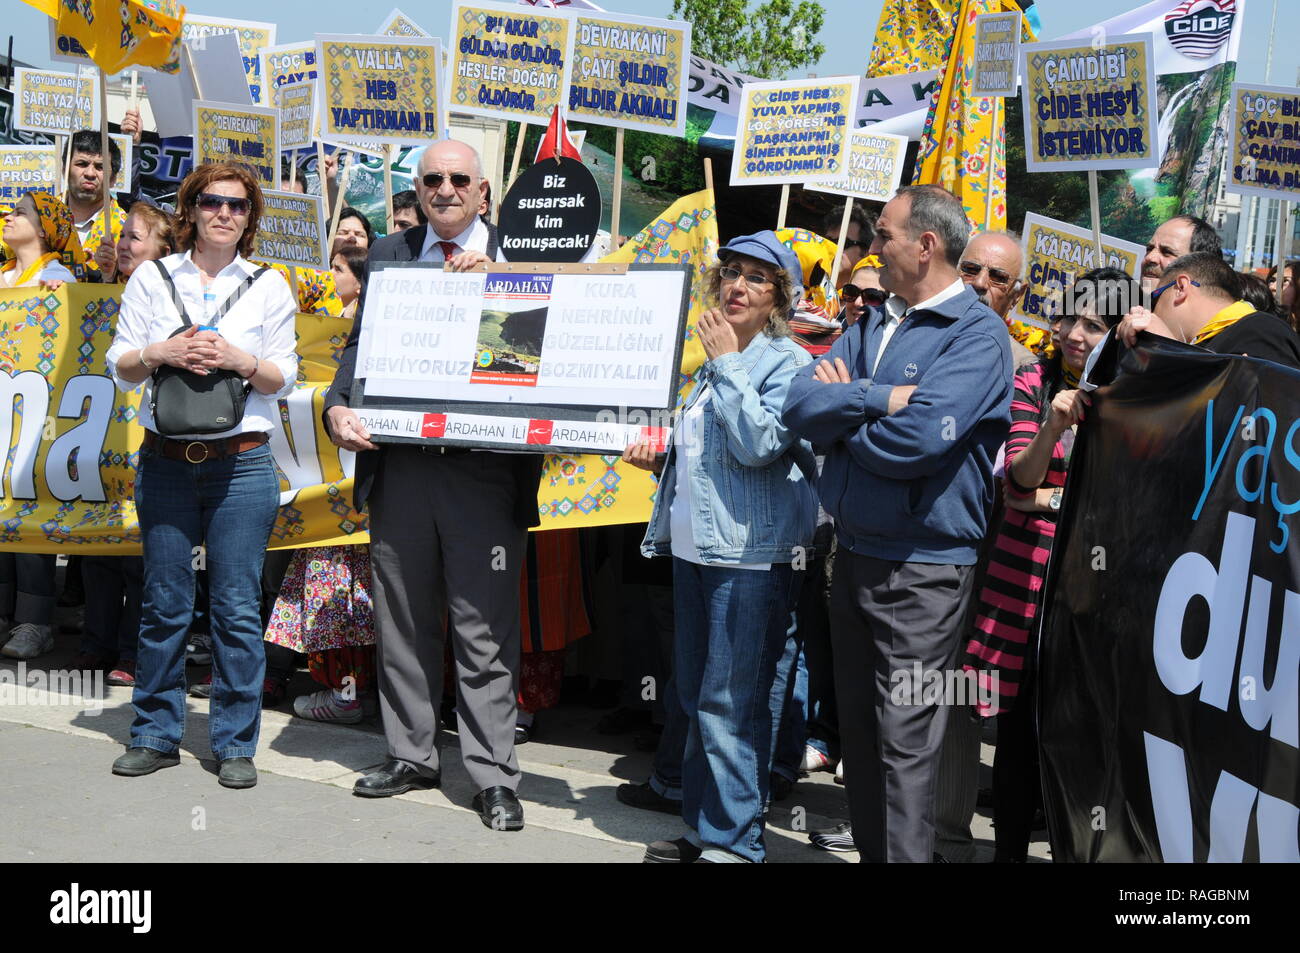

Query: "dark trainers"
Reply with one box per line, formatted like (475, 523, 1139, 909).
(218, 757, 257, 789)
(643, 838, 702, 863)
(809, 821, 857, 853)
(616, 781, 682, 816)
(188, 673, 213, 699)
(112, 747, 180, 777)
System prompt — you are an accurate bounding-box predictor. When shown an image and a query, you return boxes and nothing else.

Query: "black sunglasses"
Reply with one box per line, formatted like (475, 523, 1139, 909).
(421, 172, 475, 189)
(841, 284, 887, 306)
(195, 193, 250, 215)
(959, 260, 1014, 288)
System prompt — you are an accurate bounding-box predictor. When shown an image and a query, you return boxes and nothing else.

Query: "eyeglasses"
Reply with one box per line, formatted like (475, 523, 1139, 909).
(959, 261, 1015, 288)
(1150, 278, 1200, 307)
(840, 284, 887, 306)
(421, 172, 475, 190)
(195, 193, 250, 216)
(719, 265, 774, 288)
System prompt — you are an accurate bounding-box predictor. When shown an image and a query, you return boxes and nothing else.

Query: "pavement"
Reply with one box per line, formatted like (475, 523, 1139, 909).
(0, 621, 1052, 864)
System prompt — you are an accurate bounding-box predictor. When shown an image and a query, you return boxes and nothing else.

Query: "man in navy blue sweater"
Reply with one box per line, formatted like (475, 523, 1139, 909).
(784, 185, 1012, 862)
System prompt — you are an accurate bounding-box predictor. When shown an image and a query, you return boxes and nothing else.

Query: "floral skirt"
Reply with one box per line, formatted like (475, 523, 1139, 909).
(265, 545, 375, 654)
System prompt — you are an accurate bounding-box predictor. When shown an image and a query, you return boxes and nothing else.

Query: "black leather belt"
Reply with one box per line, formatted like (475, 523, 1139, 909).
(143, 431, 269, 463)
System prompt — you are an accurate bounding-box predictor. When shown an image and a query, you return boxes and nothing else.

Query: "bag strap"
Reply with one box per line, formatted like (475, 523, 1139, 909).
(152, 260, 269, 328)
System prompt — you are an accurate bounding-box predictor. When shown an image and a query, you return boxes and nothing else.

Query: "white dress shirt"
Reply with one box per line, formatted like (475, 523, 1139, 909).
(418, 217, 490, 262)
(106, 250, 299, 439)
(873, 277, 967, 375)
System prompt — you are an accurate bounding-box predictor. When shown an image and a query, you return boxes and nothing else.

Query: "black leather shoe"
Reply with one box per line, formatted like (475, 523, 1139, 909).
(643, 837, 702, 863)
(112, 747, 180, 776)
(472, 786, 524, 831)
(616, 780, 682, 816)
(218, 757, 257, 789)
(353, 760, 439, 798)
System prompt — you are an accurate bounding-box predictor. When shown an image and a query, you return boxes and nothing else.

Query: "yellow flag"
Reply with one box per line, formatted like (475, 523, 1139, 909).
(56, 0, 186, 76)
(533, 189, 719, 530)
(21, 0, 59, 17)
(913, 0, 1037, 233)
(866, 0, 962, 77)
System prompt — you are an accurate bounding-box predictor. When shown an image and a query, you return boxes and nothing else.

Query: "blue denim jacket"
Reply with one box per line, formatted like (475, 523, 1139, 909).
(642, 332, 818, 564)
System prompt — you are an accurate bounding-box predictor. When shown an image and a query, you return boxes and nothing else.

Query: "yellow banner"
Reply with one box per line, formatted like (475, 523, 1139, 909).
(256, 191, 328, 271)
(535, 188, 717, 531)
(181, 15, 276, 105)
(0, 146, 61, 205)
(730, 76, 858, 187)
(567, 13, 690, 137)
(275, 80, 316, 152)
(377, 9, 429, 38)
(192, 101, 279, 187)
(56, 0, 185, 76)
(866, 0, 961, 77)
(316, 35, 444, 146)
(448, 1, 574, 124)
(12, 67, 98, 137)
(0, 284, 366, 554)
(1227, 83, 1300, 202)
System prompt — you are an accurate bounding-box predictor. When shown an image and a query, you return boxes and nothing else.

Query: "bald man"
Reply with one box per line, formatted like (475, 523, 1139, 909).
(960, 231, 1034, 366)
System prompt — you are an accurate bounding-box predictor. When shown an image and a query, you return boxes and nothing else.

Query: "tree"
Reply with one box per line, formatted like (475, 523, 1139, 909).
(672, 0, 826, 79)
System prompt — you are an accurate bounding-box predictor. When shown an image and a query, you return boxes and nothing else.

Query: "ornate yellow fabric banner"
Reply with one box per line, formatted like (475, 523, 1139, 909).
(865, 0, 962, 78)
(53, 0, 186, 76)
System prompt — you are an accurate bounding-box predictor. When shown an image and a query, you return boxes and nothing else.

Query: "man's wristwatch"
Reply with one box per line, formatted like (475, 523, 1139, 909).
(1048, 488, 1063, 511)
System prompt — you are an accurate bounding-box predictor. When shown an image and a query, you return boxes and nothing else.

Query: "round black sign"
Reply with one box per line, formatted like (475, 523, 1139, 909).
(497, 155, 602, 263)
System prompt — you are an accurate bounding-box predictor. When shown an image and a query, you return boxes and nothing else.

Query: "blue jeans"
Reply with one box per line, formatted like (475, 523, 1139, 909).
(771, 634, 808, 781)
(131, 442, 279, 760)
(672, 557, 800, 862)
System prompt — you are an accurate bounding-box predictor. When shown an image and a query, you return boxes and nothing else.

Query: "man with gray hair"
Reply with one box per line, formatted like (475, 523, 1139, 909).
(960, 230, 1035, 366)
(325, 139, 542, 832)
(784, 184, 1012, 862)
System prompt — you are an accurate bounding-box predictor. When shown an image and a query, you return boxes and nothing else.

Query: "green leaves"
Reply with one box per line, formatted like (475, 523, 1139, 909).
(672, 0, 826, 79)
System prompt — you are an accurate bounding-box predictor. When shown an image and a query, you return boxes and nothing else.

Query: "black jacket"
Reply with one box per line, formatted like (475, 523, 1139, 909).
(323, 223, 543, 528)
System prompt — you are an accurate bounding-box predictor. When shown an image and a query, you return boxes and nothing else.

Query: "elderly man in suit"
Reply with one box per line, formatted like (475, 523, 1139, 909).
(324, 138, 542, 831)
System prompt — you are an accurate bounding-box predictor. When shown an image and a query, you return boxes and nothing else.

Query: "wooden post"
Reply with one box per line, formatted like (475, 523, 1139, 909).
(60, 134, 71, 202)
(832, 197, 853, 290)
(129, 71, 139, 109)
(289, 156, 297, 191)
(384, 144, 396, 233)
(326, 150, 350, 252)
(984, 96, 999, 232)
(611, 127, 625, 249)
(507, 122, 527, 192)
(1088, 170, 1104, 265)
(316, 140, 328, 205)
(777, 184, 790, 230)
(98, 69, 112, 227)
(703, 156, 714, 195)
(1277, 199, 1291, 277)
(183, 43, 204, 101)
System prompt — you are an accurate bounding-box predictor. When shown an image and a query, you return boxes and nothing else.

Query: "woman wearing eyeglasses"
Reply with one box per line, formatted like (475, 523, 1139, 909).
(623, 230, 818, 863)
(105, 161, 298, 790)
(963, 267, 1137, 862)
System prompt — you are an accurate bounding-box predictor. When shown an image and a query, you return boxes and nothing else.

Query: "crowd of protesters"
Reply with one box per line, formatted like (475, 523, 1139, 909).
(2, 115, 1299, 861)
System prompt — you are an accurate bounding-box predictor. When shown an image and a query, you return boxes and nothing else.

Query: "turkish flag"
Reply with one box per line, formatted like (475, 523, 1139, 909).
(421, 413, 447, 439)
(639, 426, 669, 454)
(527, 419, 554, 445)
(534, 105, 583, 163)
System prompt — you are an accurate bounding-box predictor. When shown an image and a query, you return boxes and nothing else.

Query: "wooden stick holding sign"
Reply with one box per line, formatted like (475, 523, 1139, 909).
(326, 150, 351, 252)
(777, 185, 790, 230)
(384, 145, 396, 234)
(1088, 170, 1104, 265)
(832, 198, 853, 289)
(98, 69, 112, 231)
(316, 141, 328, 211)
(703, 157, 714, 195)
(1278, 200, 1291, 276)
(130, 71, 138, 110)
(611, 127, 624, 251)
(984, 97, 999, 232)
(507, 123, 527, 193)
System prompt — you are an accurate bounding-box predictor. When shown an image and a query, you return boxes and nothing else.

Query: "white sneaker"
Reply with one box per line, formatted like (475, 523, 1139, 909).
(834, 760, 845, 785)
(292, 687, 363, 724)
(0, 623, 54, 659)
(801, 745, 833, 772)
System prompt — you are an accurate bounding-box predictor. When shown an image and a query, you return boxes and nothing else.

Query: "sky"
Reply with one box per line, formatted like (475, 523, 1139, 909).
(5, 0, 1298, 87)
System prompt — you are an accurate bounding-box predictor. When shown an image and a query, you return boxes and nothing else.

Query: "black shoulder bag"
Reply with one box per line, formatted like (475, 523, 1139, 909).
(149, 260, 269, 437)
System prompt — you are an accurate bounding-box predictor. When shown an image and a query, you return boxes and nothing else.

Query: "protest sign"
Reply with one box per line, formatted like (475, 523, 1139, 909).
(729, 76, 859, 186)
(182, 15, 277, 105)
(352, 263, 690, 452)
(567, 12, 690, 137)
(109, 133, 133, 193)
(1039, 338, 1300, 861)
(1015, 212, 1144, 328)
(275, 79, 316, 152)
(1226, 82, 1300, 202)
(972, 11, 1020, 97)
(261, 43, 318, 101)
(192, 101, 279, 186)
(448, 1, 576, 124)
(316, 35, 444, 147)
(376, 8, 430, 37)
(148, 32, 252, 139)
(12, 68, 98, 137)
(255, 190, 328, 270)
(804, 129, 907, 202)
(1021, 32, 1159, 172)
(0, 146, 60, 203)
(497, 155, 601, 262)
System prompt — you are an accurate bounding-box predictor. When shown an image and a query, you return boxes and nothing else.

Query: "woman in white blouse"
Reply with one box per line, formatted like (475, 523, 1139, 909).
(105, 161, 298, 790)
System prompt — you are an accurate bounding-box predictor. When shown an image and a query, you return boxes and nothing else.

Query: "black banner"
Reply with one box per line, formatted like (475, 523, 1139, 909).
(1040, 334, 1300, 862)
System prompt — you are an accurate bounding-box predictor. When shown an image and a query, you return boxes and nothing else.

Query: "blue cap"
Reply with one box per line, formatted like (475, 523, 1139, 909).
(718, 230, 804, 302)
